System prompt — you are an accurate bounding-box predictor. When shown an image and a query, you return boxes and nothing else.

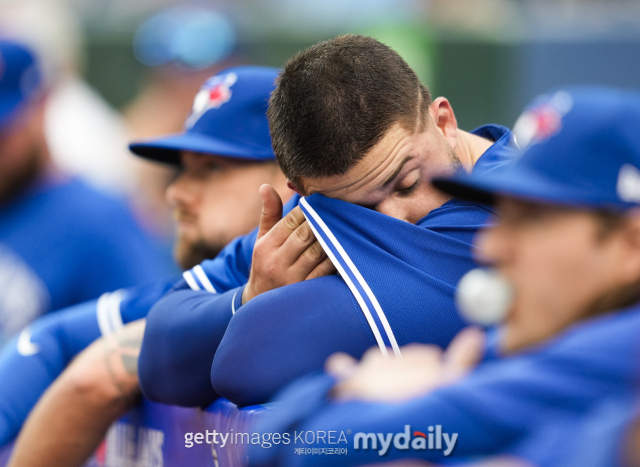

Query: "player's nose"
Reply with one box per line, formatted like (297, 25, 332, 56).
(374, 200, 410, 223)
(166, 173, 198, 208)
(474, 221, 512, 268)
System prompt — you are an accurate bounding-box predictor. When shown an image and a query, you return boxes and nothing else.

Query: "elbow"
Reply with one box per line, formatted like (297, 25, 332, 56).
(137, 341, 169, 404)
(210, 345, 267, 408)
(139, 340, 218, 407)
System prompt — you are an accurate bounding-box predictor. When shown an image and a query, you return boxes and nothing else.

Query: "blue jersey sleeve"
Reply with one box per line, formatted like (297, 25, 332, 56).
(175, 230, 257, 294)
(0, 276, 178, 447)
(138, 287, 242, 407)
(0, 300, 100, 446)
(211, 275, 376, 407)
(211, 195, 495, 408)
(249, 308, 640, 467)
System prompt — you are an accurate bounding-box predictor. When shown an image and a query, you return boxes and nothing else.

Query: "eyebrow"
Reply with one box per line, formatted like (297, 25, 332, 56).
(382, 155, 415, 187)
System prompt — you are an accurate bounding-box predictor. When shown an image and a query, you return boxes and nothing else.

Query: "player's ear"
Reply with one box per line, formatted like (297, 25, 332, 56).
(286, 180, 303, 196)
(428, 97, 459, 150)
(270, 169, 296, 202)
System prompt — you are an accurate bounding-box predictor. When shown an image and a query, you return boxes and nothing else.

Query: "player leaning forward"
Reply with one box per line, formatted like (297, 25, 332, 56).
(141, 33, 515, 407)
(251, 87, 640, 467)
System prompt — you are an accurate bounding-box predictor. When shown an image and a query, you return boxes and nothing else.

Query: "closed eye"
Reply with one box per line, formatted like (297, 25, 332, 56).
(396, 177, 421, 196)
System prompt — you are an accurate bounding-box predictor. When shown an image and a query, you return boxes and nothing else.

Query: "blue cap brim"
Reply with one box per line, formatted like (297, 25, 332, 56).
(433, 165, 629, 211)
(129, 131, 275, 165)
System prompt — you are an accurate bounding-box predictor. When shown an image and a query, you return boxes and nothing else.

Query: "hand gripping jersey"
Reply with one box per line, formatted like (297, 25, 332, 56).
(211, 194, 495, 406)
(0, 277, 178, 447)
(247, 305, 640, 467)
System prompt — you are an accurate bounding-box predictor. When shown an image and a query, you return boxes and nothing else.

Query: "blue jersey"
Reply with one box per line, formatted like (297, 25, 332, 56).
(248, 306, 640, 467)
(0, 176, 172, 342)
(0, 276, 178, 447)
(139, 125, 515, 408)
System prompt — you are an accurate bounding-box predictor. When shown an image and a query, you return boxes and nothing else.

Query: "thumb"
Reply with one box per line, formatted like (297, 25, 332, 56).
(256, 184, 283, 240)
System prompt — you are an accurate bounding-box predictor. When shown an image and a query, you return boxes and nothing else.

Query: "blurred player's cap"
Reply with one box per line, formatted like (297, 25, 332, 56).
(129, 66, 278, 165)
(0, 39, 42, 130)
(433, 87, 640, 212)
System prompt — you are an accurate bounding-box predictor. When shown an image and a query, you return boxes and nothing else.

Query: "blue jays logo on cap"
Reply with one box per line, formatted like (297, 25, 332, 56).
(513, 91, 573, 149)
(185, 72, 237, 128)
(129, 65, 279, 165)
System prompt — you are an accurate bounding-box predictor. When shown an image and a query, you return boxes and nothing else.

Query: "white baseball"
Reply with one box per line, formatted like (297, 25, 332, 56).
(456, 268, 513, 325)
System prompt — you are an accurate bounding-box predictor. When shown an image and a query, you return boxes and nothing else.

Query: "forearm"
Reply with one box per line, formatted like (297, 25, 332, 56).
(211, 276, 373, 407)
(0, 300, 102, 446)
(138, 288, 238, 406)
(7, 320, 145, 467)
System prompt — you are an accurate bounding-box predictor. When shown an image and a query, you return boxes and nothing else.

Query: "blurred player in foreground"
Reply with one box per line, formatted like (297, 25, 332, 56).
(0, 40, 168, 345)
(0, 67, 292, 465)
(250, 87, 640, 467)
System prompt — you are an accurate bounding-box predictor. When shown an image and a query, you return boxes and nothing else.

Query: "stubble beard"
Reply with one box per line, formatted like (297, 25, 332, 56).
(174, 235, 226, 270)
(0, 146, 43, 205)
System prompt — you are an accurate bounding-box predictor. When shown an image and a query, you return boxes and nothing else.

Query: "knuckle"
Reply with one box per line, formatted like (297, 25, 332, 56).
(305, 242, 325, 261)
(283, 210, 303, 231)
(263, 260, 279, 277)
(295, 223, 313, 243)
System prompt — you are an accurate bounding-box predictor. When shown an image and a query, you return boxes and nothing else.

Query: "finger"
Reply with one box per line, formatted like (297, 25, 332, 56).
(443, 327, 485, 375)
(265, 206, 309, 249)
(277, 217, 317, 265)
(293, 239, 327, 276)
(305, 256, 336, 281)
(256, 184, 283, 240)
(324, 352, 357, 379)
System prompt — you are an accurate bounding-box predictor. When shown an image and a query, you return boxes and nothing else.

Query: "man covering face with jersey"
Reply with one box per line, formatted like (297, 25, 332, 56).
(138, 34, 516, 408)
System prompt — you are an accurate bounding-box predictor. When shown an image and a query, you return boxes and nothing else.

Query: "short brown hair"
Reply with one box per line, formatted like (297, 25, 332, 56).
(268, 34, 431, 190)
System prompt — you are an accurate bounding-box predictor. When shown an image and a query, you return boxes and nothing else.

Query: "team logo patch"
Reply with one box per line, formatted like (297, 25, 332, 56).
(185, 72, 237, 128)
(513, 91, 573, 149)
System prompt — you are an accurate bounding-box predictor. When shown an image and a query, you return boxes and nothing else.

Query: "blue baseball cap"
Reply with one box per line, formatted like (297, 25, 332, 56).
(433, 87, 640, 212)
(0, 40, 42, 130)
(129, 66, 279, 165)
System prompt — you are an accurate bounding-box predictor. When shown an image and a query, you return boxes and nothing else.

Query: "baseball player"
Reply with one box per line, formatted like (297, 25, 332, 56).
(0, 40, 170, 345)
(8, 36, 515, 467)
(249, 87, 640, 467)
(0, 66, 292, 451)
(137, 34, 516, 408)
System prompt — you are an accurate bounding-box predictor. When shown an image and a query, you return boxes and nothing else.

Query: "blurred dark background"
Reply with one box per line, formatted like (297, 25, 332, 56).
(79, 0, 640, 130)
